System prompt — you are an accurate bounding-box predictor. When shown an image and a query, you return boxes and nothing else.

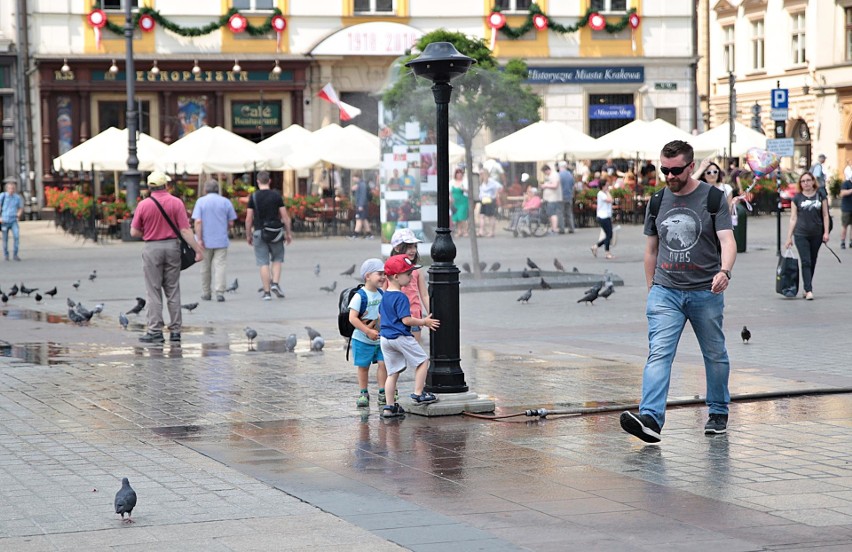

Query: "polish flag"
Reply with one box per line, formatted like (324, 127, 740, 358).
(317, 83, 362, 121)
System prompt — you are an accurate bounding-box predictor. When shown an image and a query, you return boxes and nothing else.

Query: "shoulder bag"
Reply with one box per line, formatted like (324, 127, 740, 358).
(149, 196, 197, 270)
(253, 192, 285, 243)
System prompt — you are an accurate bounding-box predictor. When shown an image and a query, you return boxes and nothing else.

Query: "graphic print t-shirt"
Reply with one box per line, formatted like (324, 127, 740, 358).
(644, 183, 732, 291)
(792, 192, 825, 237)
(348, 288, 383, 345)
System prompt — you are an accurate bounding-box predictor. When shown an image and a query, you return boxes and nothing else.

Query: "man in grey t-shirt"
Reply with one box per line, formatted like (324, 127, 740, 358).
(620, 140, 737, 444)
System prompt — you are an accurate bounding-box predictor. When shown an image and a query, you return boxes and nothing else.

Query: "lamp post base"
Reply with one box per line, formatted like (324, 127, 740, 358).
(403, 391, 495, 417)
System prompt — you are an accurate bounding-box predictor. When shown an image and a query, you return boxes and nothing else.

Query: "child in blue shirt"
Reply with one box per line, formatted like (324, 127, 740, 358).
(349, 258, 388, 408)
(379, 254, 440, 418)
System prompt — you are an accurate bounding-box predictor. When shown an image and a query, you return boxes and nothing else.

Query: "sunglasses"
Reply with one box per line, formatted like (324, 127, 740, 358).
(705, 169, 719, 175)
(660, 163, 692, 176)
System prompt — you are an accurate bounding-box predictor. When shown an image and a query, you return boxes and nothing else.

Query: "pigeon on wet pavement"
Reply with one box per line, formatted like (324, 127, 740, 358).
(72, 280, 80, 290)
(577, 287, 600, 305)
(34, 293, 42, 303)
(20, 283, 38, 296)
(44, 286, 57, 298)
(741, 326, 751, 343)
(526, 257, 541, 271)
(89, 270, 97, 282)
(305, 326, 322, 341)
(461, 262, 471, 273)
(554, 258, 566, 272)
(119, 312, 129, 330)
(517, 289, 532, 303)
(68, 308, 87, 324)
(285, 333, 297, 352)
(114, 477, 137, 524)
(314, 263, 321, 277)
(340, 264, 356, 276)
(74, 302, 93, 320)
(244, 326, 257, 347)
(1, 293, 7, 304)
(225, 278, 238, 293)
(182, 302, 199, 313)
(599, 284, 615, 300)
(489, 262, 501, 272)
(319, 281, 337, 293)
(67, 297, 76, 308)
(478, 261, 487, 272)
(8, 284, 18, 297)
(540, 277, 552, 290)
(310, 336, 325, 351)
(522, 268, 530, 278)
(92, 303, 105, 315)
(126, 297, 146, 316)
(572, 267, 579, 273)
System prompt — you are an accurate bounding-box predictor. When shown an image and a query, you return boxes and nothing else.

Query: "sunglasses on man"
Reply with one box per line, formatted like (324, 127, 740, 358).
(660, 163, 693, 176)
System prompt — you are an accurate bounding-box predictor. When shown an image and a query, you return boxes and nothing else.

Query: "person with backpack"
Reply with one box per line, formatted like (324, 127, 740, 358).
(784, 172, 831, 300)
(620, 140, 736, 444)
(345, 258, 389, 408)
(245, 171, 292, 301)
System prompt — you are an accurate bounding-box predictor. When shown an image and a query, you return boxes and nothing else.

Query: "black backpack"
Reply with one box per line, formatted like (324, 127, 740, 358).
(648, 184, 724, 254)
(337, 285, 382, 360)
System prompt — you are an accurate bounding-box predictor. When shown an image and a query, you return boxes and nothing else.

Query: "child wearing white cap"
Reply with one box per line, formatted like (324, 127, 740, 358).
(349, 258, 389, 408)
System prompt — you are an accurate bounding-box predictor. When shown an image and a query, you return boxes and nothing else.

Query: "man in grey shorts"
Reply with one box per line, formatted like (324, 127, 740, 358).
(244, 171, 293, 301)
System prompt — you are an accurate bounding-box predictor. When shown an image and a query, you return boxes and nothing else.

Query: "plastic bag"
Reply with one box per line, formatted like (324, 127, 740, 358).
(776, 247, 799, 298)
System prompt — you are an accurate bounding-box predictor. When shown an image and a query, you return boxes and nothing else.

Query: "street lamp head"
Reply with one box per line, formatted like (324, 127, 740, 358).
(60, 59, 71, 73)
(109, 59, 119, 74)
(192, 60, 202, 75)
(405, 42, 475, 84)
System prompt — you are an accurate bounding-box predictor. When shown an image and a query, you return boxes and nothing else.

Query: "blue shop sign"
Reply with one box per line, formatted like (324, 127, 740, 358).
(589, 104, 636, 119)
(526, 66, 644, 84)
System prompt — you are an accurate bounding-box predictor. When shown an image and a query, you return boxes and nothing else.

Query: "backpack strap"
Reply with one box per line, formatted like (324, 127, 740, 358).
(706, 185, 724, 255)
(648, 188, 665, 224)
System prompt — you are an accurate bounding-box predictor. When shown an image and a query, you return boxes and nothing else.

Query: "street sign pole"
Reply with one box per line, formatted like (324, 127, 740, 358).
(770, 83, 789, 257)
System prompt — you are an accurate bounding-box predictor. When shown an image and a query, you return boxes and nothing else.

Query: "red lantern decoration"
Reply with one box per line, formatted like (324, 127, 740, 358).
(87, 9, 107, 49)
(138, 13, 155, 33)
(487, 12, 506, 30)
(228, 13, 248, 33)
(532, 14, 548, 31)
(271, 15, 286, 51)
(629, 13, 641, 29)
(588, 12, 607, 31)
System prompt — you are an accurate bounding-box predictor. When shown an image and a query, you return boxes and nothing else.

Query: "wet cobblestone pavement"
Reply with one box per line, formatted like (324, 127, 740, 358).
(1, 217, 852, 550)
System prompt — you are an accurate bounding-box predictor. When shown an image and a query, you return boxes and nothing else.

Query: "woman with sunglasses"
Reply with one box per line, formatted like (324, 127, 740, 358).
(696, 158, 734, 209)
(784, 172, 830, 300)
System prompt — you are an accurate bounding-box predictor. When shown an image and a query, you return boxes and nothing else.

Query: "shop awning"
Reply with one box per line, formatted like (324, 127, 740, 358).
(158, 126, 277, 174)
(484, 121, 609, 161)
(52, 127, 169, 172)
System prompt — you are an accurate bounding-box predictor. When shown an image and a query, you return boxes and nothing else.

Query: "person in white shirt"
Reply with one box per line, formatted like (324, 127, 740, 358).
(591, 175, 615, 259)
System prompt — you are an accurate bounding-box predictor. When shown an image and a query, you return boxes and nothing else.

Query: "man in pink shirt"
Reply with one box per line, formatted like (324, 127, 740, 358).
(130, 172, 202, 343)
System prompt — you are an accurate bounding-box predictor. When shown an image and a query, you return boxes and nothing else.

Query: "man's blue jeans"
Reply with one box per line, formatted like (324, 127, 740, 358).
(639, 285, 730, 428)
(1, 220, 19, 257)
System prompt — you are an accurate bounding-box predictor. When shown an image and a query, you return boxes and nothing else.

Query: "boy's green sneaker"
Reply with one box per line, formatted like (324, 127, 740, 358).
(377, 390, 399, 407)
(356, 392, 369, 408)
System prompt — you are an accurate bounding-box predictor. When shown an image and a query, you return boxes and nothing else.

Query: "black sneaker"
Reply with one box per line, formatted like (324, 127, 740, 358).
(704, 413, 728, 434)
(201, 294, 212, 301)
(270, 283, 285, 298)
(842, 242, 847, 250)
(139, 331, 165, 344)
(620, 411, 662, 443)
(169, 332, 181, 342)
(381, 403, 406, 418)
(261, 292, 272, 301)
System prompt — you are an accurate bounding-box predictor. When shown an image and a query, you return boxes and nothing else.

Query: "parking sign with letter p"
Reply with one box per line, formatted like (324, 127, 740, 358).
(771, 89, 789, 109)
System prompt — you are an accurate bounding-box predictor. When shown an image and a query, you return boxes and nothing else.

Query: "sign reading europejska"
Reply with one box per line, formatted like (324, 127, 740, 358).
(589, 104, 636, 120)
(526, 66, 644, 84)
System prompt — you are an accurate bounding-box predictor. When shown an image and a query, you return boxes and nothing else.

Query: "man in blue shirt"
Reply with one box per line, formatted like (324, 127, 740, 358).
(558, 161, 575, 234)
(0, 180, 24, 261)
(192, 180, 237, 302)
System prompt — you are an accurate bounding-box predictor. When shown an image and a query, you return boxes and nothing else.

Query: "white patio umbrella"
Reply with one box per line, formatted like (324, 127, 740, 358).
(158, 126, 277, 174)
(595, 118, 716, 161)
(484, 121, 608, 161)
(258, 124, 312, 170)
(52, 127, 169, 172)
(689, 120, 767, 158)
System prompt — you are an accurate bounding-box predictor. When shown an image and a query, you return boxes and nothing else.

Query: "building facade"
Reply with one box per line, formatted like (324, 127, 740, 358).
(15, 0, 699, 205)
(704, 0, 852, 177)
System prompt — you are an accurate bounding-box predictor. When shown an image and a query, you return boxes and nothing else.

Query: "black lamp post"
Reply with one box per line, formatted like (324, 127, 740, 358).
(123, 1, 141, 210)
(406, 42, 475, 394)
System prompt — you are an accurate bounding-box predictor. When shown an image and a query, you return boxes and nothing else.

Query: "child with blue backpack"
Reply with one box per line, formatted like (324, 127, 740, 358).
(349, 258, 389, 408)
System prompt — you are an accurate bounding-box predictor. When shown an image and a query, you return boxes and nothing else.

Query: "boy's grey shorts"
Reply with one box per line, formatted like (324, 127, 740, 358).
(380, 335, 428, 376)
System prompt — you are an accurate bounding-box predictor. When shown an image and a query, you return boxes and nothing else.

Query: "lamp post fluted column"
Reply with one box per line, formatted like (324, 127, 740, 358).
(123, 1, 140, 210)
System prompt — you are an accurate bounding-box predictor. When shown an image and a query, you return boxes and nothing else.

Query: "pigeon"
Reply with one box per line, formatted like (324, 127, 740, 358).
(526, 257, 540, 271)
(577, 287, 600, 305)
(126, 297, 146, 316)
(340, 264, 356, 276)
(20, 283, 38, 296)
(119, 312, 129, 330)
(67, 297, 76, 309)
(8, 284, 18, 297)
(319, 281, 337, 293)
(572, 267, 579, 273)
(489, 262, 501, 272)
(1, 293, 7, 304)
(517, 289, 532, 303)
(310, 336, 325, 351)
(182, 302, 199, 313)
(599, 284, 615, 300)
(554, 258, 566, 272)
(585, 281, 604, 296)
(75, 302, 93, 320)
(67, 308, 87, 324)
(34, 293, 43, 303)
(72, 280, 80, 290)
(114, 477, 137, 524)
(44, 286, 57, 298)
(741, 326, 751, 344)
(91, 303, 105, 315)
(540, 277, 552, 290)
(478, 261, 487, 272)
(461, 262, 471, 273)
(225, 278, 239, 293)
(244, 326, 257, 347)
(305, 326, 322, 341)
(88, 270, 97, 282)
(522, 268, 530, 278)
(314, 263, 321, 277)
(284, 333, 297, 352)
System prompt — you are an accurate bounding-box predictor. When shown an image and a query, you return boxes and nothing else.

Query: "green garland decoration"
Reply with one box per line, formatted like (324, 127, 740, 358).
(92, 2, 284, 38)
(493, 4, 638, 39)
